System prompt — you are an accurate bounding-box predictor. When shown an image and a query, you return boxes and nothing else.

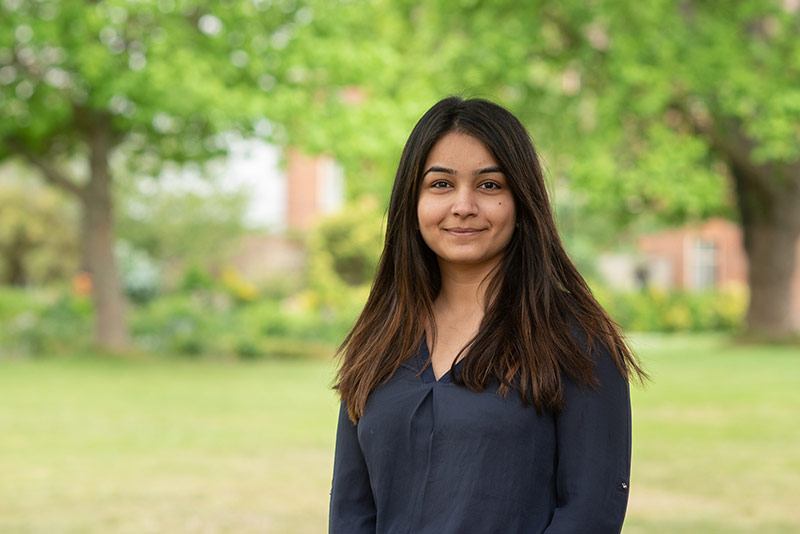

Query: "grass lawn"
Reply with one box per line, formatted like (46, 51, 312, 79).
(0, 334, 798, 533)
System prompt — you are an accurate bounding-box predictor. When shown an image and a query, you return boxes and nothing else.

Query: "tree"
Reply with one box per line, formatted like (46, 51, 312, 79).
(0, 0, 309, 349)
(4, 0, 797, 343)
(290, 0, 800, 337)
(517, 1, 800, 338)
(538, 1, 800, 337)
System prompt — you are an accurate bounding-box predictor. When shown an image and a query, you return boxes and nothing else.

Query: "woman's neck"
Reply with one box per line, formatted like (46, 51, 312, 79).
(427, 261, 500, 368)
(435, 260, 499, 315)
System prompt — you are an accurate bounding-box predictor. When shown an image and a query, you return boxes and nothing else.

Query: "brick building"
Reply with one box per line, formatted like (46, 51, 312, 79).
(285, 148, 345, 231)
(622, 218, 800, 327)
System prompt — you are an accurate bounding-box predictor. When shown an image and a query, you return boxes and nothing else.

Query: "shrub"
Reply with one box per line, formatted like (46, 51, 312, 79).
(130, 292, 229, 356)
(220, 266, 259, 304)
(116, 241, 160, 304)
(593, 285, 747, 333)
(0, 287, 92, 356)
(129, 291, 340, 359)
(179, 264, 217, 293)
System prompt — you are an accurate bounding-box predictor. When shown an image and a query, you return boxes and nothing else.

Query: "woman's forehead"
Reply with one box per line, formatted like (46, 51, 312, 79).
(423, 132, 497, 168)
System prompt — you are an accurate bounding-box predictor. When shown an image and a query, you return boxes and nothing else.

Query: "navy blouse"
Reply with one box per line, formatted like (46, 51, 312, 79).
(329, 339, 631, 534)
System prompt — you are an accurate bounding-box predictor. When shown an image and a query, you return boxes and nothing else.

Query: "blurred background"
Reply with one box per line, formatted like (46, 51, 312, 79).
(1, 0, 799, 532)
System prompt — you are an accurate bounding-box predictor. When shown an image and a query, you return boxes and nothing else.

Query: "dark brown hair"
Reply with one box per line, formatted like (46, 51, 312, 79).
(334, 96, 647, 422)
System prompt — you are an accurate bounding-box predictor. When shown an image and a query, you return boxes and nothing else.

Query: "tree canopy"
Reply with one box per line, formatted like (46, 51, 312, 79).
(289, 0, 800, 335)
(2, 0, 799, 339)
(0, 0, 318, 348)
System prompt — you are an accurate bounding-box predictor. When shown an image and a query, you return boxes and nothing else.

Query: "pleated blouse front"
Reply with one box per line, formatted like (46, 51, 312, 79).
(329, 340, 631, 534)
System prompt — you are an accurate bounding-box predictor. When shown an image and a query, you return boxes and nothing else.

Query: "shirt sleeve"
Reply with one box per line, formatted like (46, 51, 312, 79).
(329, 401, 377, 534)
(543, 343, 632, 534)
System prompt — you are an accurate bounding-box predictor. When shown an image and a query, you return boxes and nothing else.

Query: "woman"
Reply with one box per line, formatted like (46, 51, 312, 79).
(329, 97, 647, 533)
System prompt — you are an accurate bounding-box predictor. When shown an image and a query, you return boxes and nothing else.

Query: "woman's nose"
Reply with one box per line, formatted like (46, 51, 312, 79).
(450, 188, 478, 217)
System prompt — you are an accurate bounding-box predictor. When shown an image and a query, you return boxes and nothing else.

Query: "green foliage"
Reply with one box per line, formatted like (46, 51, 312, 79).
(0, 287, 92, 355)
(129, 291, 345, 359)
(0, 284, 344, 359)
(3, 1, 797, 344)
(0, 286, 36, 321)
(0, 163, 79, 284)
(179, 263, 216, 293)
(2, 1, 796, 237)
(281, 1, 798, 228)
(0, 0, 311, 162)
(302, 196, 384, 332)
(115, 240, 160, 304)
(130, 292, 223, 356)
(115, 176, 250, 285)
(308, 196, 384, 290)
(258, 273, 305, 301)
(0, 0, 326, 348)
(218, 265, 259, 304)
(593, 285, 748, 333)
(238, 298, 352, 345)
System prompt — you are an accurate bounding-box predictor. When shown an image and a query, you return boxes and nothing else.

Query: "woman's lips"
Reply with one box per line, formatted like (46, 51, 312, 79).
(444, 227, 484, 236)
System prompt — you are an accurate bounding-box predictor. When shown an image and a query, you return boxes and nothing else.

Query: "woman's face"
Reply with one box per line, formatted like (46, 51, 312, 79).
(416, 132, 516, 272)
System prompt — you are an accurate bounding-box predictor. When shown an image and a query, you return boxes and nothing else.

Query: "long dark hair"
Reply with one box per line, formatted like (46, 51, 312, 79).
(335, 96, 647, 423)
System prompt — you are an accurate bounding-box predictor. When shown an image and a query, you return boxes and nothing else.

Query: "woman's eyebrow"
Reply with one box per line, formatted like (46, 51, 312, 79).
(423, 165, 456, 176)
(423, 165, 503, 177)
(475, 166, 502, 175)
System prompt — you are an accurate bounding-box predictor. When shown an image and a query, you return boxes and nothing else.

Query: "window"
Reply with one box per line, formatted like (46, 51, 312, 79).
(692, 239, 717, 290)
(317, 157, 345, 215)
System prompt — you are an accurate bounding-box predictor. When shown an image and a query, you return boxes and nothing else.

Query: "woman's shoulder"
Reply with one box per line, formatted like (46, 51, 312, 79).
(564, 317, 627, 387)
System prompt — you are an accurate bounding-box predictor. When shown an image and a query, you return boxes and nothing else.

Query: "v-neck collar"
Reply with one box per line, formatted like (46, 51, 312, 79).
(418, 337, 463, 384)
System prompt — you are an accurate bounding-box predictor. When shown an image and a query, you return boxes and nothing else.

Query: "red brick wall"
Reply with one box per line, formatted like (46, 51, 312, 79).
(638, 228, 686, 287)
(286, 148, 321, 231)
(637, 218, 800, 327)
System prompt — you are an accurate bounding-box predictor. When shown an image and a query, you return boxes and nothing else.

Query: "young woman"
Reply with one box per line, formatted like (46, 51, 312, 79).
(328, 97, 647, 534)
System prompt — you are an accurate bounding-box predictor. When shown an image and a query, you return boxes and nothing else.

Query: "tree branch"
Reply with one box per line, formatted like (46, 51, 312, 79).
(8, 138, 86, 200)
(674, 98, 778, 201)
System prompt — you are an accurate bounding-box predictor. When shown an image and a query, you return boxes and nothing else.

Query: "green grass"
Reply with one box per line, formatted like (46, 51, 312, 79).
(0, 335, 798, 533)
(623, 334, 800, 533)
(0, 355, 340, 533)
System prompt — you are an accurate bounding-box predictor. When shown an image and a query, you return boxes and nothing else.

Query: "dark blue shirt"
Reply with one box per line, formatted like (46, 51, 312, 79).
(329, 339, 631, 533)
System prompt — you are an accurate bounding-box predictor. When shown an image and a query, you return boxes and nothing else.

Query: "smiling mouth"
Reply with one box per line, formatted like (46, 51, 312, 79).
(444, 227, 485, 236)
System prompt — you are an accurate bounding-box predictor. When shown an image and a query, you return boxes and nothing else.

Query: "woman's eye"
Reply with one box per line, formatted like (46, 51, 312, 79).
(480, 181, 501, 190)
(431, 181, 450, 188)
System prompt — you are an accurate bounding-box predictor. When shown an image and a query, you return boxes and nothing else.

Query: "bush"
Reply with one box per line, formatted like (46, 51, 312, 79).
(0, 287, 93, 356)
(0, 279, 749, 360)
(308, 197, 384, 289)
(238, 296, 357, 345)
(179, 264, 217, 293)
(593, 285, 748, 333)
(130, 291, 341, 359)
(116, 241, 160, 304)
(130, 292, 231, 356)
(0, 285, 344, 360)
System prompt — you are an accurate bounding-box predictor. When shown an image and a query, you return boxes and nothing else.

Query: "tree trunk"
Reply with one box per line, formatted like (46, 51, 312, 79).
(14, 109, 130, 350)
(4, 230, 30, 286)
(729, 150, 800, 337)
(742, 222, 799, 336)
(82, 115, 130, 351)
